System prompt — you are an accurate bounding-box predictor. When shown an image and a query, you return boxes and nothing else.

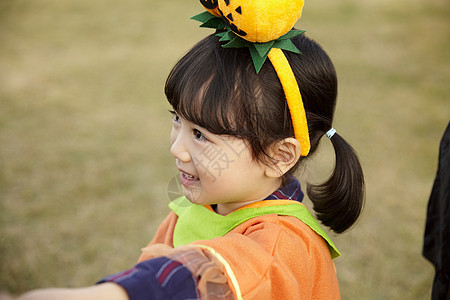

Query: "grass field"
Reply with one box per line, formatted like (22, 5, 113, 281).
(1, 0, 449, 298)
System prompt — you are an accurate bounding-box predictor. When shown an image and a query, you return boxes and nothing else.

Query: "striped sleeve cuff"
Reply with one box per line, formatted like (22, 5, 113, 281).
(97, 256, 199, 300)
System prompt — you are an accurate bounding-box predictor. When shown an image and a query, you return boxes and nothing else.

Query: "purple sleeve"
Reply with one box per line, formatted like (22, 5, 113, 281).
(97, 256, 200, 300)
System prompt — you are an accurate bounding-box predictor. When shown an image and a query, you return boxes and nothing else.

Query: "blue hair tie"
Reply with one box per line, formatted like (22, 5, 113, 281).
(326, 128, 336, 139)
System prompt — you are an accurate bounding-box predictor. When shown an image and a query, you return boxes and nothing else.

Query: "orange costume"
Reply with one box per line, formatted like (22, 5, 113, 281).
(137, 196, 341, 299)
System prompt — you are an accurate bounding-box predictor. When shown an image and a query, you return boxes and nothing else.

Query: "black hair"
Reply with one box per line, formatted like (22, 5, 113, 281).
(165, 33, 364, 233)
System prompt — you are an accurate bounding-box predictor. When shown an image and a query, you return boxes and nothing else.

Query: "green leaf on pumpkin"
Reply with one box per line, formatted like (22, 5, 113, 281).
(278, 29, 306, 40)
(218, 30, 236, 42)
(200, 17, 226, 29)
(249, 45, 269, 74)
(223, 35, 250, 48)
(215, 31, 226, 38)
(190, 11, 216, 23)
(273, 39, 302, 54)
(253, 41, 275, 58)
(191, 11, 226, 30)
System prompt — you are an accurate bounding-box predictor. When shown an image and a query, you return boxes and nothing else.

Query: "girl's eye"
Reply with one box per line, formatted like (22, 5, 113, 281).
(193, 129, 207, 141)
(170, 111, 180, 123)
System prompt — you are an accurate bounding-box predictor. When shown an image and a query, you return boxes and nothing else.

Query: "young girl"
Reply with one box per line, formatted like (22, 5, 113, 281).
(17, 3, 364, 300)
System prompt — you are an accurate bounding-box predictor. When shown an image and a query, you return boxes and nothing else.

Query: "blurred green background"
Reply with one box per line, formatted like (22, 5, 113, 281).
(0, 0, 448, 298)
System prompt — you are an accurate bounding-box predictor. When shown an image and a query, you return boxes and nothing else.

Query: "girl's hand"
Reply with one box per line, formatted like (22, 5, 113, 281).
(16, 283, 129, 300)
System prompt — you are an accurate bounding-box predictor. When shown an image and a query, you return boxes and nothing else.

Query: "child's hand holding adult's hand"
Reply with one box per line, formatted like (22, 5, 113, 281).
(15, 283, 129, 300)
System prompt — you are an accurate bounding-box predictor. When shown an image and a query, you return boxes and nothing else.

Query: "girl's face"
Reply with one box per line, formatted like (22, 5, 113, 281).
(170, 112, 281, 215)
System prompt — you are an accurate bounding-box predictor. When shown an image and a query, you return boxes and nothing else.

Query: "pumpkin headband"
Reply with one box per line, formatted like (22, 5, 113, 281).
(192, 0, 310, 156)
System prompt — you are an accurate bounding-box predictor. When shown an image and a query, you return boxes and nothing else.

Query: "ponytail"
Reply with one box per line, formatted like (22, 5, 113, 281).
(307, 133, 365, 233)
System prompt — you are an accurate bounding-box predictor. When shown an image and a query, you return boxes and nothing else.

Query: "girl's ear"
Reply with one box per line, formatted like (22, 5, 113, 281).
(264, 137, 301, 178)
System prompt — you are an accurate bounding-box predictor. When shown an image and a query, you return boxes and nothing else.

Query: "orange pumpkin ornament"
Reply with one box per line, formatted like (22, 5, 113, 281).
(200, 0, 304, 43)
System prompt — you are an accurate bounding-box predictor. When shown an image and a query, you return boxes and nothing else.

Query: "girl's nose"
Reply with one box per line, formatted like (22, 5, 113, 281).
(170, 135, 191, 163)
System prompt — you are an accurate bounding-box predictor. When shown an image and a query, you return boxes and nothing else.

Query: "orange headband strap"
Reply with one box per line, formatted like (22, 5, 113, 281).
(268, 48, 310, 156)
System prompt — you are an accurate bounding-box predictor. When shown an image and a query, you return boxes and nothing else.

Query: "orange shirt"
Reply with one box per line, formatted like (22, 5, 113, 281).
(139, 200, 340, 299)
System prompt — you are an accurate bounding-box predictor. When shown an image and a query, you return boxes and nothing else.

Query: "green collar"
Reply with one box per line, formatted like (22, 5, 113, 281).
(169, 197, 340, 259)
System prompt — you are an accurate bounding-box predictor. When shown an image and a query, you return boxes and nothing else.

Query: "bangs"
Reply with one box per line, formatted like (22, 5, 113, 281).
(164, 36, 261, 138)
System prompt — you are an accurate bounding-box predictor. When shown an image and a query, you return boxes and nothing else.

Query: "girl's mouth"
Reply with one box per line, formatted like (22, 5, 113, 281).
(180, 172, 200, 186)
